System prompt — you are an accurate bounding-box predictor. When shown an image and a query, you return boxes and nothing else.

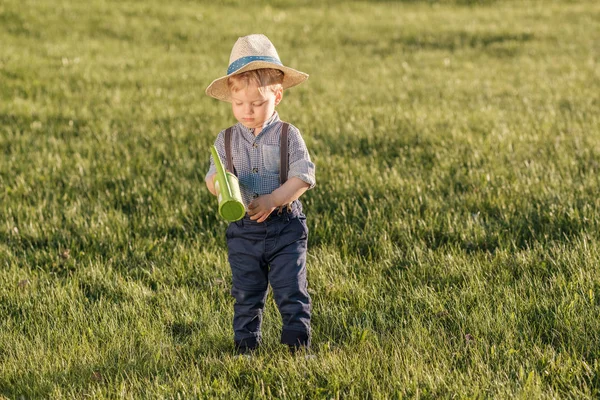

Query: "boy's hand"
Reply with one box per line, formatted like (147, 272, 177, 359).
(205, 173, 218, 196)
(248, 194, 277, 223)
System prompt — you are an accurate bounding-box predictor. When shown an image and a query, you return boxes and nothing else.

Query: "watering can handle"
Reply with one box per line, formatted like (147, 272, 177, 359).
(210, 146, 232, 196)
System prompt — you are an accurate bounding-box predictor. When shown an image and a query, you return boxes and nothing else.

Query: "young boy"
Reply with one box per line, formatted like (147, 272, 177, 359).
(204, 34, 316, 354)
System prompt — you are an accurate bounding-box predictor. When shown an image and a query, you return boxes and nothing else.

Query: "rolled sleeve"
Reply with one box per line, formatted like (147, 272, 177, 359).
(287, 125, 316, 189)
(289, 159, 316, 188)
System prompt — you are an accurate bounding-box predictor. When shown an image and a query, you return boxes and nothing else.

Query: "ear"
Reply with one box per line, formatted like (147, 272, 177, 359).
(274, 87, 283, 106)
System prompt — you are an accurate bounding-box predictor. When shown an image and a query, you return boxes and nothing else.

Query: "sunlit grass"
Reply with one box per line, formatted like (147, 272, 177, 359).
(1, 0, 599, 398)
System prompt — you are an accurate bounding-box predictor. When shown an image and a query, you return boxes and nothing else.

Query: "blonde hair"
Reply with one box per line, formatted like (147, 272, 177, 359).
(227, 68, 284, 95)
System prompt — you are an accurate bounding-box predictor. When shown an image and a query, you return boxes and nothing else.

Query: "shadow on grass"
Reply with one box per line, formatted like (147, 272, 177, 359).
(167, 320, 204, 345)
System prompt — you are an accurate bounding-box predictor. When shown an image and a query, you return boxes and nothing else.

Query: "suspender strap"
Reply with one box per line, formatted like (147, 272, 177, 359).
(224, 127, 236, 176)
(280, 123, 289, 185)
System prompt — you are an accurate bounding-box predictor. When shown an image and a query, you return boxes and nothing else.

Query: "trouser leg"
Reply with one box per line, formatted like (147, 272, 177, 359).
(268, 215, 311, 349)
(227, 221, 268, 350)
(231, 286, 268, 350)
(272, 280, 311, 349)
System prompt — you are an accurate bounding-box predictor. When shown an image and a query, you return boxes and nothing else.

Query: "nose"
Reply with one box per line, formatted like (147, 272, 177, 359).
(244, 103, 253, 114)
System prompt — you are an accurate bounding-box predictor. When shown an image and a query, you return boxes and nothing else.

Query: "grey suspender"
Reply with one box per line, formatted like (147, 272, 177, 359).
(279, 123, 289, 186)
(224, 123, 290, 184)
(225, 127, 236, 176)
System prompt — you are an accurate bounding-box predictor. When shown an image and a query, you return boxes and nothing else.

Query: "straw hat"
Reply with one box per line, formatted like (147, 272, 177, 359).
(205, 34, 308, 102)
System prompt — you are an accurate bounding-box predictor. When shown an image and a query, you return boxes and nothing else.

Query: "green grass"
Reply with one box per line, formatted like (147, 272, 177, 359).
(1, 0, 599, 398)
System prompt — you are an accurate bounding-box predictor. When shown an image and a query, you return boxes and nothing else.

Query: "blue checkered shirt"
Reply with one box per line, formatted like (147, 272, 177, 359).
(206, 112, 316, 207)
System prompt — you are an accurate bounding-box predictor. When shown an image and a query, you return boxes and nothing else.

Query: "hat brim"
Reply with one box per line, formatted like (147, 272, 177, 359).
(205, 61, 308, 102)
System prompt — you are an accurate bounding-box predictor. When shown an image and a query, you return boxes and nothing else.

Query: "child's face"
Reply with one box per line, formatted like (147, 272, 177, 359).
(231, 82, 282, 132)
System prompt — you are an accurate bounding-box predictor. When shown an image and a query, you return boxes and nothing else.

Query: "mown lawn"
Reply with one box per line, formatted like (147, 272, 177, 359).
(1, 0, 599, 398)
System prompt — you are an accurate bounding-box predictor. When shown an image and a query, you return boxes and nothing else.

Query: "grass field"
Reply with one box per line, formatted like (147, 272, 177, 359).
(1, 0, 600, 398)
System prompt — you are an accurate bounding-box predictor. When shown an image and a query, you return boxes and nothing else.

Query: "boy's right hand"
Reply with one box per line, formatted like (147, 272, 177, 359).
(247, 194, 277, 223)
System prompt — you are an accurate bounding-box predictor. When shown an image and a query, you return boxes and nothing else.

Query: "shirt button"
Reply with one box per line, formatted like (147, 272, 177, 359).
(252, 168, 258, 173)
(252, 143, 258, 148)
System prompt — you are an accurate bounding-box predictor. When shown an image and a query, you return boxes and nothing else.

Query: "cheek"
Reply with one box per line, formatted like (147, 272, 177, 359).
(232, 105, 242, 115)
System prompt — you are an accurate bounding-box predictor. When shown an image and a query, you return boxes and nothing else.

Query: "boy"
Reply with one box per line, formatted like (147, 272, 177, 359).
(204, 34, 316, 354)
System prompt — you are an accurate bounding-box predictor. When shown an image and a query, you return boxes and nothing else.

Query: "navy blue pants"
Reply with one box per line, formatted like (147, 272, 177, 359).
(226, 202, 311, 350)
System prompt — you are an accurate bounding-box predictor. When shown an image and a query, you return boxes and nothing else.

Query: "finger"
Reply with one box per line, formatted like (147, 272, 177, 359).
(249, 212, 261, 221)
(257, 209, 274, 223)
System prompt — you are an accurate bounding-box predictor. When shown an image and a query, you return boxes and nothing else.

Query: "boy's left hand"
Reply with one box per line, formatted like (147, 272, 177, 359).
(248, 194, 277, 223)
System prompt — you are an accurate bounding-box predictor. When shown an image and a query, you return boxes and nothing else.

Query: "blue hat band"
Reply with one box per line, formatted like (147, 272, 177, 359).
(227, 56, 283, 75)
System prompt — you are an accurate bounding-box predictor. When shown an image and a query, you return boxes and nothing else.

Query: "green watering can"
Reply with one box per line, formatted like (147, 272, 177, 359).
(210, 146, 246, 221)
